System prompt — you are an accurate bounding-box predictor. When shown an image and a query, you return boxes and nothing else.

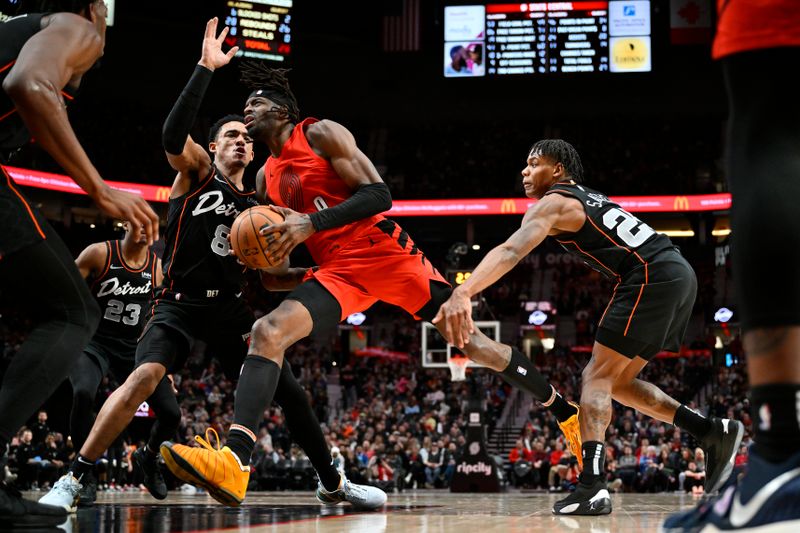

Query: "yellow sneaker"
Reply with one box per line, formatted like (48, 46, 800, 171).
(160, 428, 249, 507)
(557, 401, 583, 469)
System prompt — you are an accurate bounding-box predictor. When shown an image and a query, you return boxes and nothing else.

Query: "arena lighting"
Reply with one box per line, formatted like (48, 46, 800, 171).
(472, 244, 481, 250)
(714, 307, 734, 323)
(661, 230, 695, 237)
(106, 0, 115, 26)
(712, 228, 731, 236)
(4, 165, 733, 215)
(528, 310, 548, 326)
(346, 312, 366, 326)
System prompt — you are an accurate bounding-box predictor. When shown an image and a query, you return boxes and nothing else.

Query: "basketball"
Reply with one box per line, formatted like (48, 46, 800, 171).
(230, 206, 284, 269)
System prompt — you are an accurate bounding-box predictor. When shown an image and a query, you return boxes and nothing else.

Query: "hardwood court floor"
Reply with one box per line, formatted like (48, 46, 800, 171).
(31, 489, 703, 532)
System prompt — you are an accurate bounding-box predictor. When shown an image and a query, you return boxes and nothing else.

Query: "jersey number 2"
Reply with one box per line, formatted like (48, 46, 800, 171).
(602, 207, 655, 247)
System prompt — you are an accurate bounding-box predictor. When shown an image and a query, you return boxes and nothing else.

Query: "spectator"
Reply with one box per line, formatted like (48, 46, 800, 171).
(617, 445, 638, 492)
(31, 411, 50, 446)
(424, 440, 445, 488)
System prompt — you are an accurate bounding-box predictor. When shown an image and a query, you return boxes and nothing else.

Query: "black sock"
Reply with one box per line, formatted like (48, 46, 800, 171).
(71, 455, 95, 480)
(143, 443, 157, 461)
(579, 441, 605, 484)
(227, 355, 281, 464)
(544, 388, 578, 423)
(674, 404, 714, 441)
(274, 361, 342, 492)
(751, 384, 800, 463)
(501, 348, 554, 402)
(146, 376, 182, 453)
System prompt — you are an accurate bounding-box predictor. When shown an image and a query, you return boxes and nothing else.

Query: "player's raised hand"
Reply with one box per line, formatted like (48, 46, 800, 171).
(92, 186, 160, 246)
(431, 287, 475, 349)
(259, 205, 315, 264)
(198, 17, 239, 71)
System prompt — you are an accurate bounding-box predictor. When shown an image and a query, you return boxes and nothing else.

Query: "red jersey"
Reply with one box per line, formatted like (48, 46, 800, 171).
(713, 0, 800, 59)
(264, 118, 385, 264)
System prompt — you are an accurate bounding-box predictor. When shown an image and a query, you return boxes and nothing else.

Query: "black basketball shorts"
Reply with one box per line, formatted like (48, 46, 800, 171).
(596, 249, 697, 360)
(83, 336, 136, 382)
(136, 289, 254, 373)
(0, 166, 49, 258)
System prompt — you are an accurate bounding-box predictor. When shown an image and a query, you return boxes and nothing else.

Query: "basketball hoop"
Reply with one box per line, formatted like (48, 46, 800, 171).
(447, 356, 470, 382)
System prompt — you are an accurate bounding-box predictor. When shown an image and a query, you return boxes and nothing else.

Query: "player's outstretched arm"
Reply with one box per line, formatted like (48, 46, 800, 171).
(433, 194, 577, 347)
(4, 13, 160, 244)
(162, 18, 238, 181)
(75, 242, 110, 281)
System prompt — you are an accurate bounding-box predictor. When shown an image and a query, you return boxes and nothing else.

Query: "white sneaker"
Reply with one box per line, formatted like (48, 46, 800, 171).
(316, 475, 387, 510)
(39, 473, 82, 513)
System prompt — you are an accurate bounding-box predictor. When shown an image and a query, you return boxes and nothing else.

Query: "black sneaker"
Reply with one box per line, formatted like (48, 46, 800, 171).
(77, 470, 97, 507)
(133, 447, 167, 500)
(552, 478, 612, 516)
(0, 480, 66, 528)
(703, 417, 744, 494)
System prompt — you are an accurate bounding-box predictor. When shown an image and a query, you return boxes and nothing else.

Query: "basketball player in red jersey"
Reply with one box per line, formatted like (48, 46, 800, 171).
(41, 19, 386, 513)
(663, 2, 800, 531)
(160, 62, 582, 507)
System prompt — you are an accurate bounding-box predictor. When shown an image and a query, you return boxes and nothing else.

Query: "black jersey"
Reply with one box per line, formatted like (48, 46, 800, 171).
(1, 13, 45, 151)
(90, 240, 158, 354)
(0, 13, 77, 152)
(545, 182, 675, 279)
(162, 167, 258, 292)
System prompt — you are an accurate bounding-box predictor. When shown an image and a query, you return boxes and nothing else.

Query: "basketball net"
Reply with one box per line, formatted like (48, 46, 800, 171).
(447, 356, 470, 382)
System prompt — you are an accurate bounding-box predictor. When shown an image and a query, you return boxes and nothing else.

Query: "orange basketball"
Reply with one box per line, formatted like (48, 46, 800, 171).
(230, 206, 284, 269)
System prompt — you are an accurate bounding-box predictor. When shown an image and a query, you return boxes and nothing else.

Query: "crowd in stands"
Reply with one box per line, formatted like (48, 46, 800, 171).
(376, 119, 725, 199)
(2, 286, 749, 495)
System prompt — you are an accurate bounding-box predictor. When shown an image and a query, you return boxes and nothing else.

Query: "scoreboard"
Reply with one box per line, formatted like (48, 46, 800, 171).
(224, 0, 293, 62)
(444, 1, 651, 77)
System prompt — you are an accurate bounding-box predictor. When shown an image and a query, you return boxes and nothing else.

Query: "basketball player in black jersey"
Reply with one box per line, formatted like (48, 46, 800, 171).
(0, 1, 158, 526)
(42, 18, 384, 512)
(435, 140, 744, 515)
(55, 224, 175, 506)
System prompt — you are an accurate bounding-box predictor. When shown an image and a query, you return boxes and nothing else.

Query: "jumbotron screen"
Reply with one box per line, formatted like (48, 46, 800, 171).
(443, 1, 651, 76)
(224, 0, 292, 62)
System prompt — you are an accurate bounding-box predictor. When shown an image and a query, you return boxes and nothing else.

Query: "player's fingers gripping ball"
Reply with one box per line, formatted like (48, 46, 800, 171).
(230, 206, 285, 269)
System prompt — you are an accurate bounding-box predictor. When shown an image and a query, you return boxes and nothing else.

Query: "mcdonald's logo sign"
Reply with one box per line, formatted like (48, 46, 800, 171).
(155, 187, 171, 202)
(500, 199, 517, 214)
(673, 196, 689, 211)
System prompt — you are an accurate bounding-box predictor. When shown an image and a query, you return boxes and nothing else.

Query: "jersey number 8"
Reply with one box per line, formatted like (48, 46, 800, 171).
(211, 224, 231, 257)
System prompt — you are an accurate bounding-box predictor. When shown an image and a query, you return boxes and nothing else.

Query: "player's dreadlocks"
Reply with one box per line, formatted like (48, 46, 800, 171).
(240, 60, 300, 123)
(530, 139, 585, 183)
